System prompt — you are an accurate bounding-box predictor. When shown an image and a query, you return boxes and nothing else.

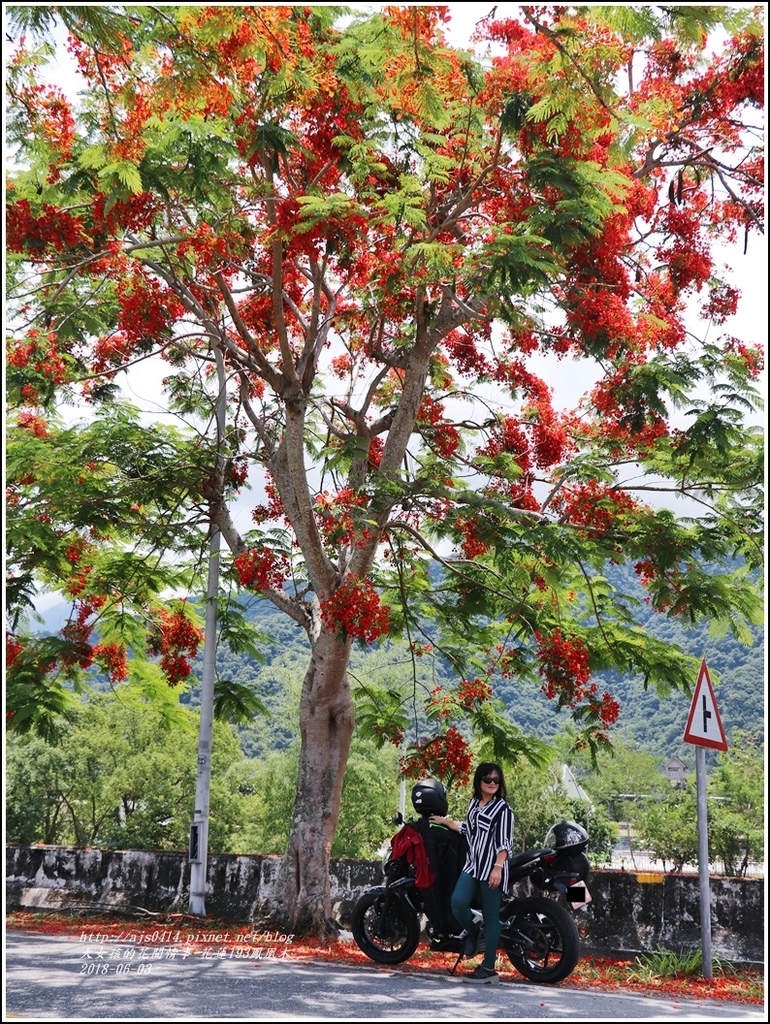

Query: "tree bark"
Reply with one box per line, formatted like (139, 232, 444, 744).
(267, 627, 355, 933)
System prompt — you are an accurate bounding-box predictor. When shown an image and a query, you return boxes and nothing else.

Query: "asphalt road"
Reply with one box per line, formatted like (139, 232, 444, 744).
(4, 932, 765, 1022)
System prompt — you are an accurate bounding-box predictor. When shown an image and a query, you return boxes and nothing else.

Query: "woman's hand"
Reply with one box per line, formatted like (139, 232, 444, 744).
(430, 815, 455, 829)
(488, 864, 503, 889)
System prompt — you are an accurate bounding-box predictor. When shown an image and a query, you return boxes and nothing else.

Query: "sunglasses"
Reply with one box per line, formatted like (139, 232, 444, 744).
(482, 776, 501, 784)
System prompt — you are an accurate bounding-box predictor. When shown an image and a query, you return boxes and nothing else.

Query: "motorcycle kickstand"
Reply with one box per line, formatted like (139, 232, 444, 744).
(448, 952, 464, 976)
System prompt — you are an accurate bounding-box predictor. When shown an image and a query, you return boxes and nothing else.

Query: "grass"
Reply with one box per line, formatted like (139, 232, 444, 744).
(627, 944, 723, 982)
(567, 952, 763, 1004)
(6, 909, 765, 1005)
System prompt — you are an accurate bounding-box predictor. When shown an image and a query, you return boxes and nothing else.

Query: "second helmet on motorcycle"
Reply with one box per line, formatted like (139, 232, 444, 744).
(411, 778, 448, 816)
(544, 820, 589, 853)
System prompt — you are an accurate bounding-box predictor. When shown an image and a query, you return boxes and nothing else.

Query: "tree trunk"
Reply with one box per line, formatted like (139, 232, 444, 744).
(267, 627, 356, 933)
(251, 345, 444, 933)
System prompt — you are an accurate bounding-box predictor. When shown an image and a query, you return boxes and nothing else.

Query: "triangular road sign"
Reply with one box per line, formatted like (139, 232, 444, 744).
(683, 659, 728, 750)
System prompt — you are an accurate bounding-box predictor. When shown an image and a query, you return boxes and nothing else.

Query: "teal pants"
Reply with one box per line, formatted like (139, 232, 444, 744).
(451, 870, 502, 970)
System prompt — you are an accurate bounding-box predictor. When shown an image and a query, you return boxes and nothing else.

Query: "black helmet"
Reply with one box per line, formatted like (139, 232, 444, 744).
(411, 778, 448, 816)
(544, 820, 589, 853)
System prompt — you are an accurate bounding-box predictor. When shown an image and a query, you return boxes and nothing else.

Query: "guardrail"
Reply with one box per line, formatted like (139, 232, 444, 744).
(599, 850, 765, 877)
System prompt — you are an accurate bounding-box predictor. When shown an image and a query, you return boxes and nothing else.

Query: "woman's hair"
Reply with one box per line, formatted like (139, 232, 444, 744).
(472, 762, 507, 801)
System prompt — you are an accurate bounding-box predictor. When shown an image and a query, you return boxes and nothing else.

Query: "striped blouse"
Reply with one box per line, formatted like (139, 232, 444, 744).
(459, 794, 514, 888)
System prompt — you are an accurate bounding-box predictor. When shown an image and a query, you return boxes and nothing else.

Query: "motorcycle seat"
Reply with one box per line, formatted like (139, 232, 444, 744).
(508, 847, 551, 875)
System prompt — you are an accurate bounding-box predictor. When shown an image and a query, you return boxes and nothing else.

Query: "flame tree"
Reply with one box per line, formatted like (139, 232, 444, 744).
(5, 5, 764, 931)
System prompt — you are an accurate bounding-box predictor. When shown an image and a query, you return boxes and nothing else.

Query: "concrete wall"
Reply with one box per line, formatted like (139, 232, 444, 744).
(6, 845, 763, 963)
(574, 869, 763, 963)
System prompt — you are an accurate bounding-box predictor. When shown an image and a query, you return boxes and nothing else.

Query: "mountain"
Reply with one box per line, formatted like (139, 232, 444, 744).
(28, 562, 763, 762)
(194, 569, 764, 763)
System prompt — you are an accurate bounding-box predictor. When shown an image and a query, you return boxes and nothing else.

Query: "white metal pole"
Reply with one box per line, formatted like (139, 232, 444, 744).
(188, 521, 220, 915)
(188, 348, 227, 916)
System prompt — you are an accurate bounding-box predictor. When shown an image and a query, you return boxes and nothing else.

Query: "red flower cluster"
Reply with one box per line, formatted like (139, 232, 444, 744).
(146, 608, 203, 686)
(367, 436, 384, 469)
(443, 329, 491, 377)
(93, 642, 129, 684)
(599, 690, 621, 726)
(399, 726, 473, 787)
(315, 488, 373, 549)
(724, 337, 764, 378)
(416, 397, 460, 458)
(115, 272, 182, 345)
(481, 415, 531, 468)
(535, 629, 592, 702)
(59, 615, 96, 672)
(61, 558, 101, 600)
(557, 482, 639, 537)
(426, 678, 493, 721)
(224, 458, 249, 488)
(67, 31, 134, 85)
(702, 283, 740, 324)
(234, 546, 288, 592)
(320, 577, 389, 643)
(7, 329, 68, 394)
(250, 477, 286, 525)
(536, 630, 621, 728)
(15, 411, 48, 438)
(455, 516, 489, 559)
(330, 354, 352, 378)
(425, 684, 451, 722)
(658, 207, 713, 295)
(177, 222, 230, 270)
(10, 73, 75, 164)
(91, 191, 159, 236)
(6, 199, 85, 257)
(457, 677, 493, 710)
(633, 556, 695, 614)
(6, 634, 24, 668)
(91, 331, 147, 376)
(633, 558, 657, 586)
(370, 722, 406, 747)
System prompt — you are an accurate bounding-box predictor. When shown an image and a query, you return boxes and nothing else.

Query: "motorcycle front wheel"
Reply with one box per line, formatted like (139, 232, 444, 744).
(350, 888, 421, 965)
(501, 895, 580, 983)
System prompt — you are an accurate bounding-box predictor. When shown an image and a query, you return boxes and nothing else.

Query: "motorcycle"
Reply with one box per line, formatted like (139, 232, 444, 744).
(350, 787, 590, 984)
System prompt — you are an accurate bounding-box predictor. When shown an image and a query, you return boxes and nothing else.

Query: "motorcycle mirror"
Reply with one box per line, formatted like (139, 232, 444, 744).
(391, 811, 404, 826)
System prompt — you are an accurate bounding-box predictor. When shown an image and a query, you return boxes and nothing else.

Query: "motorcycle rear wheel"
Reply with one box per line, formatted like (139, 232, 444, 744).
(350, 888, 421, 965)
(501, 895, 579, 983)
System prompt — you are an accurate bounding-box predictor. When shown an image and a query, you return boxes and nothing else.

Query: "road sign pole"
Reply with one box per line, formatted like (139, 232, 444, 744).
(683, 659, 726, 980)
(695, 745, 713, 979)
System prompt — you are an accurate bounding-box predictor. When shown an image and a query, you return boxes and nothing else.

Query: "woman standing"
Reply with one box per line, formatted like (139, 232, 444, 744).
(430, 762, 513, 984)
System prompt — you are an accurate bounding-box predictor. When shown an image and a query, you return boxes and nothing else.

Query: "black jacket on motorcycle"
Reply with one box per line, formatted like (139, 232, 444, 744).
(410, 817, 466, 936)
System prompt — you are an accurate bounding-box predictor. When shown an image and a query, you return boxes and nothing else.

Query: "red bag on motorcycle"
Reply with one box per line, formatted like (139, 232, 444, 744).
(390, 824, 436, 888)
